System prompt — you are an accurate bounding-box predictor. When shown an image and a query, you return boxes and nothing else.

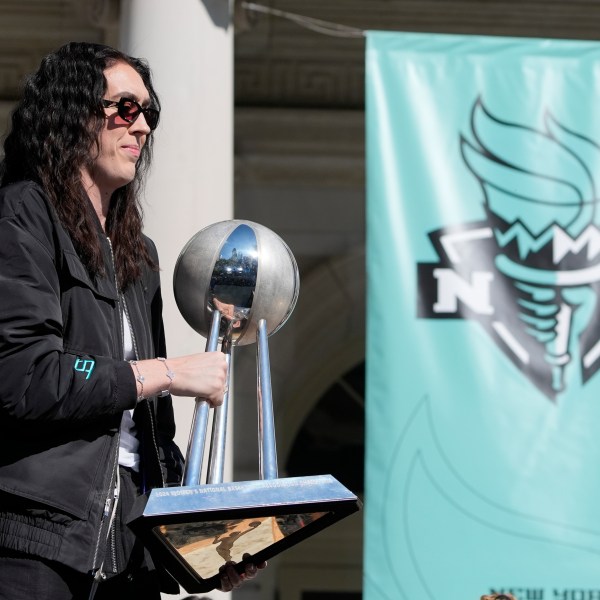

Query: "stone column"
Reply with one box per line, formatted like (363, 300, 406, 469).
(120, 2, 234, 598)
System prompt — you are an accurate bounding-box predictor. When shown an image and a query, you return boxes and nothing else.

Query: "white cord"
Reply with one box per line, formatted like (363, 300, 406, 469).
(240, 2, 365, 38)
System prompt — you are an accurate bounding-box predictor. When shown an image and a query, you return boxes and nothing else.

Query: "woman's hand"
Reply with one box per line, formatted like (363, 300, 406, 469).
(129, 352, 228, 407)
(217, 554, 267, 592)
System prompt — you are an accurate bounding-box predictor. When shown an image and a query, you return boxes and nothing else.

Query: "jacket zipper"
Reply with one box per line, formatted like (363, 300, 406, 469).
(91, 237, 167, 580)
(90, 453, 120, 580)
(89, 237, 124, 580)
(108, 468, 120, 574)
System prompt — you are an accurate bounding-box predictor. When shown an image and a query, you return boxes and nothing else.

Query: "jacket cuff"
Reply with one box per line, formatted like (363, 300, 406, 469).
(114, 359, 138, 413)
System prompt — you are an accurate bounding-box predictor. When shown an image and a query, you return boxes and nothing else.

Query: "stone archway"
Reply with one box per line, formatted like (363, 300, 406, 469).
(275, 248, 365, 600)
(277, 247, 366, 467)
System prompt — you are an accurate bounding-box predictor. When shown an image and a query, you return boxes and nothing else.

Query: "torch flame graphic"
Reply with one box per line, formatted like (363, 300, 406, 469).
(461, 99, 600, 392)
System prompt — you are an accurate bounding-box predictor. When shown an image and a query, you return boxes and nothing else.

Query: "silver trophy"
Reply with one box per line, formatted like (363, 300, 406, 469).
(129, 220, 361, 593)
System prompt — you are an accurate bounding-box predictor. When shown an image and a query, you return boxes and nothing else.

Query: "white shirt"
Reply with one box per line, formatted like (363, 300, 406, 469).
(119, 309, 140, 471)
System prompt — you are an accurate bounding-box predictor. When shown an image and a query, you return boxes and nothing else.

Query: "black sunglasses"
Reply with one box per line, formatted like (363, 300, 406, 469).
(101, 97, 160, 131)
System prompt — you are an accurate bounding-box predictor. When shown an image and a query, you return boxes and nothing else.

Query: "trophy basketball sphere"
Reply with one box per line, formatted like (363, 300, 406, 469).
(173, 219, 300, 347)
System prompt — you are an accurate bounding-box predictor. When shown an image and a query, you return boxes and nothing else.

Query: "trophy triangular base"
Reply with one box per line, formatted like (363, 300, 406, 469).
(128, 474, 361, 593)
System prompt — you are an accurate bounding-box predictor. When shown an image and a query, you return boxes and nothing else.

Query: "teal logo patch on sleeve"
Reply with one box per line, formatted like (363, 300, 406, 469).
(74, 358, 95, 380)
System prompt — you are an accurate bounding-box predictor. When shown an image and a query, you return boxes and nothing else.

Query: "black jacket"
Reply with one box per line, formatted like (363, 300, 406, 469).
(0, 180, 183, 576)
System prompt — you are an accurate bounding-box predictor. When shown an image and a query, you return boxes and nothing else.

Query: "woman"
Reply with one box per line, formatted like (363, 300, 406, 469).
(0, 42, 260, 599)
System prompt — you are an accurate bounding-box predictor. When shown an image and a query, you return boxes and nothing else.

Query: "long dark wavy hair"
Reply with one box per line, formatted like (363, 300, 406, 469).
(0, 42, 159, 288)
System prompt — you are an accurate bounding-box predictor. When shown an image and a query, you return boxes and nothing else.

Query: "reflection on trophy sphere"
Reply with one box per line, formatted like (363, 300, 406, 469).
(173, 220, 300, 346)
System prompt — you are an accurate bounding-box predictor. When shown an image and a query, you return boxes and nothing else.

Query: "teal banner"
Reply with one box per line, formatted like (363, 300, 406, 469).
(365, 31, 600, 600)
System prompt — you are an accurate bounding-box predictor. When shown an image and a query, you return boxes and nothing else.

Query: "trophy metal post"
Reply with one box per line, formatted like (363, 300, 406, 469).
(128, 220, 361, 593)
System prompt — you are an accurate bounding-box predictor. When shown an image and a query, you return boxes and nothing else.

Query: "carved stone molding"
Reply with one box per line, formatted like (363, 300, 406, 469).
(235, 0, 600, 108)
(0, 0, 113, 100)
(0, 46, 44, 100)
(86, 0, 121, 29)
(236, 58, 365, 108)
(235, 107, 364, 187)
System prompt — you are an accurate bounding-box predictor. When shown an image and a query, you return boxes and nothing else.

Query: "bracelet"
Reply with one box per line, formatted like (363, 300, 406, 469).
(156, 357, 175, 397)
(129, 360, 145, 401)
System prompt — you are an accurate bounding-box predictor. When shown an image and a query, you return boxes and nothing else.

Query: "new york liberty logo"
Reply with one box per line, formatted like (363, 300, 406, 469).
(418, 98, 600, 400)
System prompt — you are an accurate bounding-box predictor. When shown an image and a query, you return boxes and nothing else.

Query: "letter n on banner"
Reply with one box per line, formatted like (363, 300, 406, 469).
(365, 31, 600, 600)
